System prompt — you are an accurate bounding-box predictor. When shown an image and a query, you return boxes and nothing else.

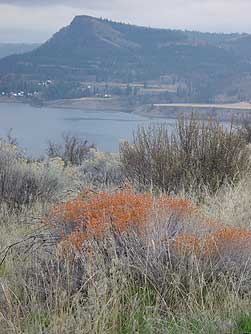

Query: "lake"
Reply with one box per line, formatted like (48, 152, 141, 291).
(0, 103, 176, 156)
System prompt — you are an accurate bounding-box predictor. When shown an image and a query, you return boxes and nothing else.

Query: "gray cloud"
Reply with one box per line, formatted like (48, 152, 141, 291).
(0, 0, 111, 9)
(1, 0, 251, 42)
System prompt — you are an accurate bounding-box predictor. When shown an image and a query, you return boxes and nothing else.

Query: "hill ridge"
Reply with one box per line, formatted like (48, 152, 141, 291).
(1, 15, 251, 102)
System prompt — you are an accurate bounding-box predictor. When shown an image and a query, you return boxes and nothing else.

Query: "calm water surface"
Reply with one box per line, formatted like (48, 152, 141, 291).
(0, 103, 176, 156)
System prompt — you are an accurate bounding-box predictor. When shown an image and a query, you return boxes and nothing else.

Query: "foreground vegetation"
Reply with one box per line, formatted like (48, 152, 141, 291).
(1, 119, 251, 333)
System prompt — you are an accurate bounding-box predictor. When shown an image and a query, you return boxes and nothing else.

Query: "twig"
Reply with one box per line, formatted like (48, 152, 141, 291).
(0, 236, 36, 266)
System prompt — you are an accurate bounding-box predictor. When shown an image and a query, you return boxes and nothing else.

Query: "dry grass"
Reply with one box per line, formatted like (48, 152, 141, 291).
(0, 182, 249, 333)
(0, 202, 247, 332)
(0, 218, 247, 331)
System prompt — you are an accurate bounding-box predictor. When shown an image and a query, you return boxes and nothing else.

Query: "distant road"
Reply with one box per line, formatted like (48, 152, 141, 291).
(153, 102, 251, 110)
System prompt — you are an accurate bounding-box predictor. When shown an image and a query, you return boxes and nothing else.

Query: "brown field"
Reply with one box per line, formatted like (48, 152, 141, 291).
(154, 102, 251, 110)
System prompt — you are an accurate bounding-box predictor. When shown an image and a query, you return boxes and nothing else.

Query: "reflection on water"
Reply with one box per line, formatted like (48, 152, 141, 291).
(0, 103, 176, 156)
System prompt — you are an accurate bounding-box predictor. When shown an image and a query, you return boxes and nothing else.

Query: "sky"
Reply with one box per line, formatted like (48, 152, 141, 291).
(1, 0, 251, 43)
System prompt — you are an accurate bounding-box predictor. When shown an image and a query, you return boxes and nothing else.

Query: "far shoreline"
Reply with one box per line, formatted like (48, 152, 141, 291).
(1, 96, 251, 122)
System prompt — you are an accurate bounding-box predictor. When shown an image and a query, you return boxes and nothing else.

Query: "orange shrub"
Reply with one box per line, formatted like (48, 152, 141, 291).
(48, 188, 251, 259)
(48, 188, 196, 252)
(154, 196, 197, 220)
(175, 227, 251, 257)
(175, 234, 201, 255)
(204, 227, 251, 255)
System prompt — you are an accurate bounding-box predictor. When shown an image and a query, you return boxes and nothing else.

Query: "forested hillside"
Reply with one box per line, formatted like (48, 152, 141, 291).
(1, 15, 251, 101)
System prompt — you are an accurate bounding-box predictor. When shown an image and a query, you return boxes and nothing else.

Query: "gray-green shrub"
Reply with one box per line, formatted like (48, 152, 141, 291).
(77, 149, 124, 186)
(0, 142, 63, 209)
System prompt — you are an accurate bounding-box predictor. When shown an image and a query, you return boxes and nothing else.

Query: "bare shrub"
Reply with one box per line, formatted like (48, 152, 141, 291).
(47, 133, 96, 166)
(120, 117, 251, 193)
(239, 114, 251, 144)
(0, 128, 18, 146)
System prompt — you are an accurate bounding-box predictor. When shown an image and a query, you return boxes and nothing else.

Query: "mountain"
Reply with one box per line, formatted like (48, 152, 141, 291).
(1, 15, 251, 101)
(0, 43, 40, 59)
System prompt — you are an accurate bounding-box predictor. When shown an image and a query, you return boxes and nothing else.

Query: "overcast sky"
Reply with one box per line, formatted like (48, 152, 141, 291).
(1, 0, 251, 43)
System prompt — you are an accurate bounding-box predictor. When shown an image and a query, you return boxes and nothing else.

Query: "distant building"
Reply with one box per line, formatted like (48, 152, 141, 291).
(160, 74, 176, 85)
